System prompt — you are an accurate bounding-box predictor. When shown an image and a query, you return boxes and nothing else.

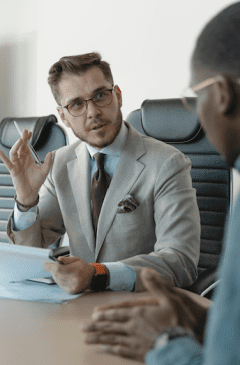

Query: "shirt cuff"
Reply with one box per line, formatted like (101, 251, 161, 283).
(13, 203, 38, 231)
(146, 337, 203, 365)
(102, 262, 136, 291)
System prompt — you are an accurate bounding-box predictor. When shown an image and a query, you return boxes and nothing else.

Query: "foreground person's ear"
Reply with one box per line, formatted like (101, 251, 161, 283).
(214, 76, 239, 116)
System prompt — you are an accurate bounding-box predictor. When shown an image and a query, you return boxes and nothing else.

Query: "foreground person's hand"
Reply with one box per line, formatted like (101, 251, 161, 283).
(82, 268, 209, 361)
(43, 256, 96, 294)
(140, 268, 209, 343)
(83, 304, 175, 362)
(93, 296, 159, 312)
(93, 269, 210, 343)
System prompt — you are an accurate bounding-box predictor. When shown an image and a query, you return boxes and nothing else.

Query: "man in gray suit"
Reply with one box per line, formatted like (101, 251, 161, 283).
(0, 53, 200, 294)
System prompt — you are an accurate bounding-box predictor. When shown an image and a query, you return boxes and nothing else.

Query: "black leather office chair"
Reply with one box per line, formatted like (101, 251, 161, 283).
(126, 99, 231, 299)
(0, 115, 68, 246)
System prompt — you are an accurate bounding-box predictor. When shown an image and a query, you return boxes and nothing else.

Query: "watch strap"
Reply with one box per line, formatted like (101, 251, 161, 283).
(90, 263, 108, 292)
(91, 263, 106, 274)
(152, 326, 196, 350)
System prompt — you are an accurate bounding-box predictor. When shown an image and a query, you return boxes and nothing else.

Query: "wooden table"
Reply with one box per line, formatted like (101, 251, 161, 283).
(0, 289, 211, 365)
(0, 291, 150, 365)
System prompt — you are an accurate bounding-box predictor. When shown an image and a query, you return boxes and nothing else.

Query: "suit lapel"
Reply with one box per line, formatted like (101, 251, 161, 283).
(67, 142, 95, 255)
(95, 124, 146, 260)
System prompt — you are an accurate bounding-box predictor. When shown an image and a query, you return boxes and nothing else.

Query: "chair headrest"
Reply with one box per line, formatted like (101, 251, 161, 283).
(0, 115, 58, 149)
(141, 99, 201, 143)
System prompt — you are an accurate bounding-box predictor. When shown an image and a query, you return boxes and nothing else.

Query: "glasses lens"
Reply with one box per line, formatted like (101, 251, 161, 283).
(93, 90, 112, 107)
(181, 87, 197, 114)
(68, 100, 86, 117)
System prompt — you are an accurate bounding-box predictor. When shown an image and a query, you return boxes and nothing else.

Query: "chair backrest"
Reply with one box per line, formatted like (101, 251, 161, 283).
(126, 99, 231, 275)
(0, 115, 68, 244)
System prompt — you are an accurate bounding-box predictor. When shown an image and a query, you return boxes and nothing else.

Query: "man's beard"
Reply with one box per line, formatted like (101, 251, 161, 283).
(98, 109, 123, 148)
(85, 108, 123, 149)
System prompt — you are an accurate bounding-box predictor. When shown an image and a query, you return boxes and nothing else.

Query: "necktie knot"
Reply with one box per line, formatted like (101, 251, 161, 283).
(94, 153, 105, 169)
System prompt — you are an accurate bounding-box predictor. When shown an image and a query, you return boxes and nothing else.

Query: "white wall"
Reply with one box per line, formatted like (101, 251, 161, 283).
(0, 0, 37, 121)
(34, 0, 233, 127)
(1, 0, 240, 198)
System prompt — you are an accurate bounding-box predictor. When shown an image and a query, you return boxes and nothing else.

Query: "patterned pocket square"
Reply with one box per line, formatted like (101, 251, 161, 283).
(116, 194, 139, 214)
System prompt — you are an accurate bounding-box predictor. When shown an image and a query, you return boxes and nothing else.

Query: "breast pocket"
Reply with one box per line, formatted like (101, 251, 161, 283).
(115, 202, 146, 227)
(106, 202, 155, 259)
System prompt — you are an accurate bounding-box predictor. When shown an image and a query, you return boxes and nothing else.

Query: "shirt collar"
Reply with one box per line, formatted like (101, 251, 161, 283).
(86, 122, 128, 158)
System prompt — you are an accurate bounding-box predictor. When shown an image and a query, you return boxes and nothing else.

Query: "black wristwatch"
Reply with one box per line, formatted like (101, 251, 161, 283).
(90, 263, 108, 292)
(152, 326, 196, 350)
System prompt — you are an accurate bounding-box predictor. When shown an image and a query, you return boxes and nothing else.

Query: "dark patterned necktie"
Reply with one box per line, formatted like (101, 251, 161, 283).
(91, 153, 111, 233)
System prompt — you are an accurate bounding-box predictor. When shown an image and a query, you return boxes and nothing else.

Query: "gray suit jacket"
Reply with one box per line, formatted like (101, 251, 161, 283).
(8, 122, 200, 291)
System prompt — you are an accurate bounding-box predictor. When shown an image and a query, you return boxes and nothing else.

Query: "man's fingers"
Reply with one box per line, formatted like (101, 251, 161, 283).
(57, 256, 80, 264)
(91, 308, 131, 323)
(83, 320, 128, 333)
(93, 297, 158, 313)
(0, 149, 14, 171)
(28, 131, 32, 140)
(86, 333, 130, 346)
(42, 152, 53, 176)
(141, 268, 176, 307)
(142, 270, 201, 330)
(9, 138, 24, 161)
(43, 262, 59, 273)
(21, 129, 29, 142)
(18, 142, 30, 158)
(86, 335, 141, 360)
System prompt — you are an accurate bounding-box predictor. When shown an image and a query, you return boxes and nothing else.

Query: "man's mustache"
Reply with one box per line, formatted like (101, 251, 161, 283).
(89, 119, 110, 130)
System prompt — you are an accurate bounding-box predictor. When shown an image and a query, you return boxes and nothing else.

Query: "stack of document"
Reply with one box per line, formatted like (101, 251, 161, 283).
(0, 280, 82, 303)
(0, 243, 82, 303)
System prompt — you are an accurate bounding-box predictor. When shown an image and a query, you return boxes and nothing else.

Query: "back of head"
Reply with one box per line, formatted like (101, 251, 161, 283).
(192, 2, 240, 76)
(48, 52, 114, 105)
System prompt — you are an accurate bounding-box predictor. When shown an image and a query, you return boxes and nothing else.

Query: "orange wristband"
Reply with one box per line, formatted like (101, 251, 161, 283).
(91, 263, 106, 274)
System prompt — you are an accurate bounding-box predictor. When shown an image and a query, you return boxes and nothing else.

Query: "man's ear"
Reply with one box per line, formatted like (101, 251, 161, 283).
(214, 76, 238, 116)
(57, 106, 71, 127)
(115, 85, 122, 108)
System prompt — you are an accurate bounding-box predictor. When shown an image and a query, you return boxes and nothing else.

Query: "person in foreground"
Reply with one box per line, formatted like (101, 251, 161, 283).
(83, 2, 240, 363)
(0, 53, 200, 294)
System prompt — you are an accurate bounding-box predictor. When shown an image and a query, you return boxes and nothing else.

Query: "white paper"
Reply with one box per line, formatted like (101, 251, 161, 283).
(0, 242, 54, 283)
(0, 280, 82, 303)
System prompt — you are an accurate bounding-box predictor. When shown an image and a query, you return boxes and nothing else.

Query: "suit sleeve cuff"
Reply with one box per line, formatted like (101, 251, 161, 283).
(102, 262, 136, 291)
(13, 203, 38, 231)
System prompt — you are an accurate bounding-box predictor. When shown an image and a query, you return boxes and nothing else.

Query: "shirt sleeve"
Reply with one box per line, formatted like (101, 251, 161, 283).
(200, 194, 240, 364)
(103, 262, 136, 291)
(145, 185, 240, 365)
(146, 336, 203, 365)
(13, 203, 38, 231)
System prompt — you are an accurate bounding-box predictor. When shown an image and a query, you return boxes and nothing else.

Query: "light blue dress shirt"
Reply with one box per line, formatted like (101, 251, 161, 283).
(13, 122, 136, 292)
(146, 155, 240, 364)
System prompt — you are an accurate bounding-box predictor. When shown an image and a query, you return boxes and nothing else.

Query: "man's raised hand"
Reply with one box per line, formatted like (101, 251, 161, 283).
(0, 129, 53, 206)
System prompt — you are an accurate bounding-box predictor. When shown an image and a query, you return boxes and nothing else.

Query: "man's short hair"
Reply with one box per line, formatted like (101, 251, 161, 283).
(48, 52, 114, 105)
(192, 2, 240, 75)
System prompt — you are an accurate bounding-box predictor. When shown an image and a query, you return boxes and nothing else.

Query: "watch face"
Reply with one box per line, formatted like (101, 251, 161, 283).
(91, 273, 108, 292)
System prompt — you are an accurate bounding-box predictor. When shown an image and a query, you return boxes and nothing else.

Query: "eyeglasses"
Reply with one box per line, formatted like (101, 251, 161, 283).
(181, 75, 240, 114)
(62, 88, 114, 117)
